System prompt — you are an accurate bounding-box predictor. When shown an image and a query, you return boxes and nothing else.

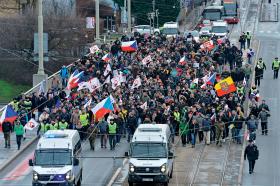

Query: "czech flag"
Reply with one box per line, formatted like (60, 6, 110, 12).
(0, 105, 18, 124)
(179, 56, 187, 65)
(121, 41, 138, 52)
(206, 73, 216, 85)
(214, 76, 237, 97)
(91, 96, 114, 122)
(67, 70, 84, 90)
(102, 53, 111, 62)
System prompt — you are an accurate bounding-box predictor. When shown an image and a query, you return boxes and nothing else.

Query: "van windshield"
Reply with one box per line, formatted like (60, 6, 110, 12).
(35, 149, 72, 166)
(212, 26, 227, 33)
(162, 28, 178, 35)
(130, 142, 167, 158)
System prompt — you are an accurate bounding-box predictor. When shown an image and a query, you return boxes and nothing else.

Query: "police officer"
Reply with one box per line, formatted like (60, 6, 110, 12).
(173, 107, 181, 136)
(58, 119, 68, 130)
(107, 119, 117, 150)
(244, 139, 259, 174)
(79, 109, 89, 140)
(246, 31, 252, 49)
(256, 58, 266, 79)
(272, 57, 280, 79)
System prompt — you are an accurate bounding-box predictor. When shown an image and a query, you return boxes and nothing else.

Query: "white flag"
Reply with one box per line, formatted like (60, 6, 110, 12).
(84, 98, 92, 109)
(104, 64, 112, 77)
(77, 81, 89, 91)
(90, 45, 99, 54)
(24, 119, 39, 131)
(111, 76, 121, 90)
(131, 77, 142, 89)
(88, 78, 101, 92)
(105, 75, 111, 84)
(140, 102, 148, 110)
(142, 55, 152, 65)
(119, 72, 126, 83)
(192, 78, 199, 84)
(243, 77, 246, 86)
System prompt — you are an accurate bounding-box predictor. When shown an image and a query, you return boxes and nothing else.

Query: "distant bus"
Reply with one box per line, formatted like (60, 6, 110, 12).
(202, 6, 224, 21)
(222, 0, 238, 17)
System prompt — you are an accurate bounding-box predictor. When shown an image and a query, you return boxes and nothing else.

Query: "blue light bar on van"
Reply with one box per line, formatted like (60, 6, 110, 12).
(44, 133, 68, 138)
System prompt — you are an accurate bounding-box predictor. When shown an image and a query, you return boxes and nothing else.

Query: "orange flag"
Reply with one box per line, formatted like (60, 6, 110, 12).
(214, 77, 236, 97)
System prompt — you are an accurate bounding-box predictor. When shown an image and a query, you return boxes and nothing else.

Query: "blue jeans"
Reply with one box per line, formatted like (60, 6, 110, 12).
(235, 128, 241, 143)
(191, 132, 197, 146)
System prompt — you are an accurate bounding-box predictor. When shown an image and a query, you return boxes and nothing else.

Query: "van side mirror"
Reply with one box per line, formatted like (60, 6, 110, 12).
(73, 158, 79, 166)
(168, 151, 174, 159)
(124, 152, 129, 157)
(29, 159, 33, 166)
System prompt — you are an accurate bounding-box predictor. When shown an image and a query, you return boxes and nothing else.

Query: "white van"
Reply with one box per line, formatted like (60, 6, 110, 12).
(29, 130, 83, 186)
(162, 22, 179, 38)
(211, 20, 229, 37)
(126, 124, 174, 186)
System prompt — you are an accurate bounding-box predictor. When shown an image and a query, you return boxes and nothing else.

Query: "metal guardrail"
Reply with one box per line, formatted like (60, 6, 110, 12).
(0, 62, 75, 113)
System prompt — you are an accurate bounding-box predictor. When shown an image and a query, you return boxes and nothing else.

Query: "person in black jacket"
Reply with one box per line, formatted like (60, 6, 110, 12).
(244, 139, 259, 174)
(127, 112, 137, 142)
(2, 121, 13, 148)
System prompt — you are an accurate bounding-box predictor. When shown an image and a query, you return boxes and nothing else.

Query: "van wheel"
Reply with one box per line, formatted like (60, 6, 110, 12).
(163, 182, 168, 186)
(128, 181, 133, 186)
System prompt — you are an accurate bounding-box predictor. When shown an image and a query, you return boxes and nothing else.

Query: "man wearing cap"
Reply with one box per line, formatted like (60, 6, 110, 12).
(244, 139, 259, 174)
(272, 57, 280, 79)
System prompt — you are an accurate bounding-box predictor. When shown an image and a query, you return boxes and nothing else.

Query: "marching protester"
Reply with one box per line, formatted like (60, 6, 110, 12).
(1, 30, 257, 155)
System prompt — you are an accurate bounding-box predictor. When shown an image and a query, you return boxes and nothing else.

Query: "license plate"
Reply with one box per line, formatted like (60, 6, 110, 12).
(143, 178, 153, 182)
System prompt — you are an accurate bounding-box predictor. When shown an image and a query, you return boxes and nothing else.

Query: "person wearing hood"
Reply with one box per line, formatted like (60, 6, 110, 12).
(202, 114, 211, 145)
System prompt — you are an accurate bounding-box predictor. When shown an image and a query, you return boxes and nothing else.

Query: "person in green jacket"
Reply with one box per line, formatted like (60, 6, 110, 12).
(14, 120, 24, 150)
(179, 120, 188, 147)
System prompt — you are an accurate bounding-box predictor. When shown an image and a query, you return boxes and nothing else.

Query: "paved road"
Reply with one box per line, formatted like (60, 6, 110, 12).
(242, 1, 280, 185)
(0, 135, 129, 186)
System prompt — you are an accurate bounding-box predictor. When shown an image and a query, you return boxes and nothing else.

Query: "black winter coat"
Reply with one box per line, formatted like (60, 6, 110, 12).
(244, 144, 259, 161)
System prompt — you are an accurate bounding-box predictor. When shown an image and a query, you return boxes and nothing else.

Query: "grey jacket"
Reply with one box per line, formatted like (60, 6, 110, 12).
(258, 111, 269, 122)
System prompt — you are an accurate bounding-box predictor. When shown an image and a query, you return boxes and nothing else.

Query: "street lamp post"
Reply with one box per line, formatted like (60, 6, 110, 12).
(33, 0, 48, 89)
(95, 0, 100, 44)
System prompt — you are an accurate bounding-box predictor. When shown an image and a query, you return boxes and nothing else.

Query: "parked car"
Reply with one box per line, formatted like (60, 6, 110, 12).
(184, 30, 200, 42)
(132, 25, 160, 35)
(223, 16, 239, 24)
(199, 26, 212, 38)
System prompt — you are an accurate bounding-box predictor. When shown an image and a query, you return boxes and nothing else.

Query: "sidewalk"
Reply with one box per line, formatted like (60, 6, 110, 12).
(0, 129, 37, 168)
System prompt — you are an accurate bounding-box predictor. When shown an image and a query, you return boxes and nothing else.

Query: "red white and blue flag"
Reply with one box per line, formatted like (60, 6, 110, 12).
(206, 73, 216, 85)
(0, 105, 18, 124)
(179, 56, 187, 65)
(67, 70, 84, 90)
(91, 96, 114, 122)
(102, 53, 111, 62)
(121, 41, 138, 52)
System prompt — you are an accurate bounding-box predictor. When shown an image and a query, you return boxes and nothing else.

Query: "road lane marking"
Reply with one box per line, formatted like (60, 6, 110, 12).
(1, 152, 33, 181)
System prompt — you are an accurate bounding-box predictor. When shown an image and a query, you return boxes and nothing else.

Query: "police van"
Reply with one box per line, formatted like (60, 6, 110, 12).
(29, 130, 83, 186)
(126, 124, 174, 186)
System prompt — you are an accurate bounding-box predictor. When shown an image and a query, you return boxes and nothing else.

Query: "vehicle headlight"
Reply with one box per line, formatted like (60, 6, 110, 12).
(33, 171, 38, 181)
(160, 164, 166, 173)
(129, 163, 135, 173)
(66, 170, 72, 180)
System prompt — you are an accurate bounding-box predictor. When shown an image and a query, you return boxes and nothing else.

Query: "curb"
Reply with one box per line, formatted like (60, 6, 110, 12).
(237, 39, 261, 186)
(0, 136, 39, 172)
(107, 158, 128, 186)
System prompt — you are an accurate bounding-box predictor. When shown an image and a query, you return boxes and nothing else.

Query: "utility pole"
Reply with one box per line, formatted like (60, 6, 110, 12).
(127, 0, 131, 33)
(33, 0, 48, 88)
(95, 0, 100, 44)
(148, 13, 152, 34)
(38, 0, 44, 75)
(152, 0, 155, 29)
(155, 9, 159, 28)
